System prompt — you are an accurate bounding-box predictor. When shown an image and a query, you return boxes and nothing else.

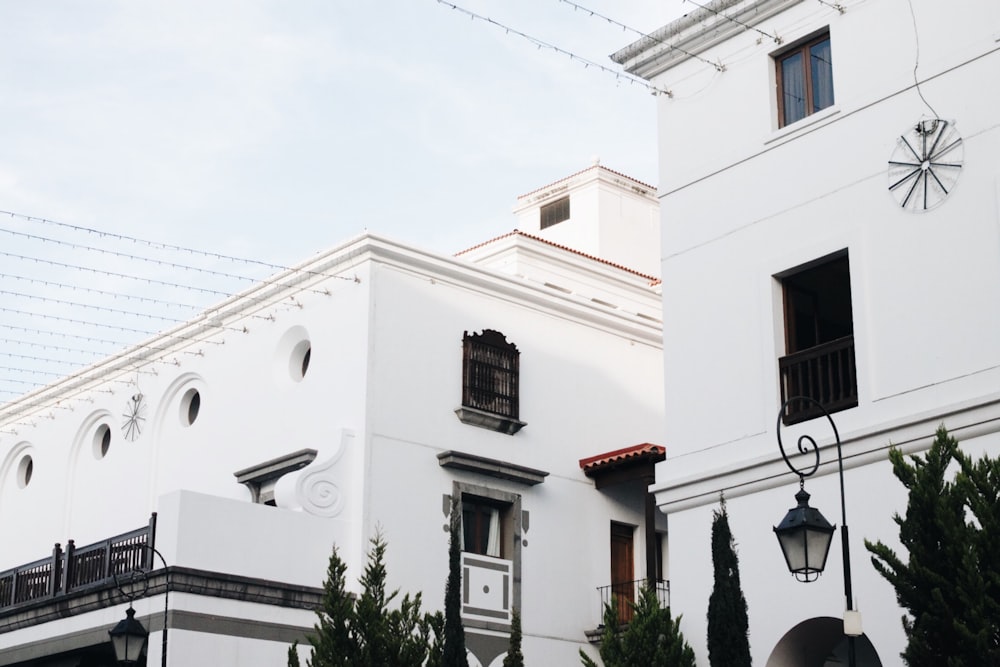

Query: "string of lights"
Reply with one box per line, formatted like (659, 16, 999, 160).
(0, 289, 235, 329)
(683, 0, 783, 44)
(0, 209, 356, 282)
(556, 0, 726, 72)
(435, 0, 673, 96)
(0, 273, 202, 310)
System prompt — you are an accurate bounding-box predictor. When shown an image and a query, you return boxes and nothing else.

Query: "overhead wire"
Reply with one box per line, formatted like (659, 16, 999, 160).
(435, 0, 673, 96)
(556, 0, 726, 72)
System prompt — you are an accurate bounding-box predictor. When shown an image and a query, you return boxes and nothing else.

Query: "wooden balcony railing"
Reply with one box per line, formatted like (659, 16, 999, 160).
(597, 579, 670, 624)
(0, 514, 156, 612)
(779, 335, 858, 425)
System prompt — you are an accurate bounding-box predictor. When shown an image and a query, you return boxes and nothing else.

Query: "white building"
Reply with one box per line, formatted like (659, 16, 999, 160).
(613, 0, 1000, 665)
(0, 163, 666, 666)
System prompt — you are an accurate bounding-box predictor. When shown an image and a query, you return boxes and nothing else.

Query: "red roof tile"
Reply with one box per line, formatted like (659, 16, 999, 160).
(455, 229, 659, 284)
(579, 443, 666, 471)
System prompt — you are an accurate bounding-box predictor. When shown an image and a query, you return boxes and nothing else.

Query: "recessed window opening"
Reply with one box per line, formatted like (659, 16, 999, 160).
(180, 388, 201, 426)
(462, 495, 510, 558)
(93, 424, 111, 459)
(462, 330, 519, 420)
(776, 30, 834, 127)
(290, 339, 312, 382)
(778, 251, 856, 423)
(17, 454, 33, 488)
(540, 196, 570, 229)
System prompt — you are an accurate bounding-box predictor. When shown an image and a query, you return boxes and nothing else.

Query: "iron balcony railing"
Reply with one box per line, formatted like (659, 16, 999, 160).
(596, 578, 670, 624)
(0, 514, 156, 612)
(779, 335, 858, 425)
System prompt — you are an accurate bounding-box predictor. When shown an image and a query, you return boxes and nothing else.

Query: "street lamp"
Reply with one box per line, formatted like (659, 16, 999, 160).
(108, 606, 149, 664)
(773, 396, 862, 667)
(109, 544, 170, 666)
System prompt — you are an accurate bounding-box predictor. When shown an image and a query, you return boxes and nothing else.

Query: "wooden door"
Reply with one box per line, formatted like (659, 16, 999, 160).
(610, 523, 635, 622)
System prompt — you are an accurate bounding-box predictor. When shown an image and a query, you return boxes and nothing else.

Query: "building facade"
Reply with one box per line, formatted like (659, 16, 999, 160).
(614, 0, 1000, 665)
(0, 164, 666, 666)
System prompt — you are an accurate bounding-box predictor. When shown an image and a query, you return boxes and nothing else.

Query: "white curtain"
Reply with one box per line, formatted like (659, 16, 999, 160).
(486, 508, 501, 557)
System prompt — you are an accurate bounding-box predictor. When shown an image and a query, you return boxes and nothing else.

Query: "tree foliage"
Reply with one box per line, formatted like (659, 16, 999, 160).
(706, 498, 751, 666)
(865, 426, 1000, 666)
(502, 607, 524, 667)
(443, 496, 469, 667)
(580, 584, 695, 667)
(288, 532, 442, 667)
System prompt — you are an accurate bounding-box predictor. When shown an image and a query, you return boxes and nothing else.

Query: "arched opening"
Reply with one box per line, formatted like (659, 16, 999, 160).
(766, 617, 882, 667)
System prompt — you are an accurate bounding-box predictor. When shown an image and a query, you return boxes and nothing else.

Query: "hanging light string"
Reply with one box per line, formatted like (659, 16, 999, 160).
(435, 0, 673, 96)
(556, 0, 726, 72)
(815, 0, 846, 13)
(0, 250, 234, 297)
(0, 289, 243, 330)
(0, 273, 202, 310)
(683, 0, 783, 44)
(0, 225, 273, 285)
(0, 209, 355, 283)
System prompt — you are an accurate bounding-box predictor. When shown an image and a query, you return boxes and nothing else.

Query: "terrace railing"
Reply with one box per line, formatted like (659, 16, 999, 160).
(596, 578, 670, 624)
(779, 335, 858, 425)
(0, 514, 156, 612)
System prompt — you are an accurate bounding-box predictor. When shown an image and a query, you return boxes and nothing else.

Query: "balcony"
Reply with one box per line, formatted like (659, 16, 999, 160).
(0, 516, 155, 613)
(460, 552, 512, 628)
(595, 578, 670, 625)
(779, 335, 857, 425)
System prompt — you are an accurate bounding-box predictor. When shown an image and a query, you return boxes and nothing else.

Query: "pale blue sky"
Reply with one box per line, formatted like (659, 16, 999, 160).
(0, 1, 685, 260)
(0, 1, 687, 406)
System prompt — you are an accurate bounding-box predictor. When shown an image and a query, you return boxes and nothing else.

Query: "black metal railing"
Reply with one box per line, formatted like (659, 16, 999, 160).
(779, 335, 857, 425)
(0, 514, 156, 612)
(596, 578, 670, 623)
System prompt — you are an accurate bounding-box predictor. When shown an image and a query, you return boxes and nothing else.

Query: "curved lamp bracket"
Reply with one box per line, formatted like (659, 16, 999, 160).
(776, 396, 842, 480)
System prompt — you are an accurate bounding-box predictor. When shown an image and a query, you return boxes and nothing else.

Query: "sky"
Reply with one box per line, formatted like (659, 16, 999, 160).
(0, 1, 688, 408)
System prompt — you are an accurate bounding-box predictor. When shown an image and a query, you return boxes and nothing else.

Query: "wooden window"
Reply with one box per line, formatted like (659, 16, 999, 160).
(778, 252, 857, 423)
(540, 196, 570, 229)
(462, 330, 519, 419)
(462, 496, 507, 558)
(776, 31, 834, 128)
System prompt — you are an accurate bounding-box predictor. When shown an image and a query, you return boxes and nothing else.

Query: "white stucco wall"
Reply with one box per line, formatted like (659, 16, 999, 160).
(617, 0, 1000, 663)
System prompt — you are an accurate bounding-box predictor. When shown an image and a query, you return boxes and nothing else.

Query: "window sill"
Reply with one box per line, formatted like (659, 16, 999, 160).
(766, 105, 841, 145)
(454, 406, 527, 435)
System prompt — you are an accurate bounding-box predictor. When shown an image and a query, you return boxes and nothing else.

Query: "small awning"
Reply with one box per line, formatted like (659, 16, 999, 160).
(579, 443, 665, 489)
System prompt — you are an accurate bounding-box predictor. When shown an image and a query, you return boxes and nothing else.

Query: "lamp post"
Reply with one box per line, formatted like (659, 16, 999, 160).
(773, 396, 861, 667)
(109, 544, 170, 666)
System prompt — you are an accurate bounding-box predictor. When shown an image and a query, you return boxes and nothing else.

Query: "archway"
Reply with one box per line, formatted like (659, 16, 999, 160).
(766, 617, 882, 667)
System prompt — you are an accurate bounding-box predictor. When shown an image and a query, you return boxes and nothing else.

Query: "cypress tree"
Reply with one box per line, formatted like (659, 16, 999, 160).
(293, 533, 441, 667)
(865, 426, 1000, 666)
(502, 607, 524, 667)
(706, 497, 751, 666)
(442, 496, 469, 667)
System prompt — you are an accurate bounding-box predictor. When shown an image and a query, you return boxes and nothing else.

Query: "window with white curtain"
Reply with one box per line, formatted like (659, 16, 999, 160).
(462, 497, 506, 558)
(776, 31, 834, 127)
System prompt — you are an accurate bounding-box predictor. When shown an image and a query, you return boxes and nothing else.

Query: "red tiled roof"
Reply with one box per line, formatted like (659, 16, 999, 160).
(516, 164, 656, 200)
(455, 229, 659, 284)
(579, 443, 666, 472)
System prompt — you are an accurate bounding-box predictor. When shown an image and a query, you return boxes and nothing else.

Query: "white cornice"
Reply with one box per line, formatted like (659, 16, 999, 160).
(611, 0, 805, 80)
(652, 391, 1000, 513)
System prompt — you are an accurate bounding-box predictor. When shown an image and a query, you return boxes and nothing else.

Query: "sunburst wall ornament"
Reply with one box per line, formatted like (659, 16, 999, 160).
(122, 393, 147, 442)
(888, 118, 963, 212)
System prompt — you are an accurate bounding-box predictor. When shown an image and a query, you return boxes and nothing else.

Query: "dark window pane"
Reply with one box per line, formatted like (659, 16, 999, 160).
(810, 38, 834, 112)
(781, 51, 806, 125)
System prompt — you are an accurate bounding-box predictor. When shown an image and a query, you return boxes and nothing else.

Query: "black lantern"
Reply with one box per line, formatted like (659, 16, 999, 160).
(109, 606, 148, 664)
(773, 487, 835, 582)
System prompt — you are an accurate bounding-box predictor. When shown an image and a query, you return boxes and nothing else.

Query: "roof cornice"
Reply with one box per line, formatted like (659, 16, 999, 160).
(611, 0, 804, 80)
